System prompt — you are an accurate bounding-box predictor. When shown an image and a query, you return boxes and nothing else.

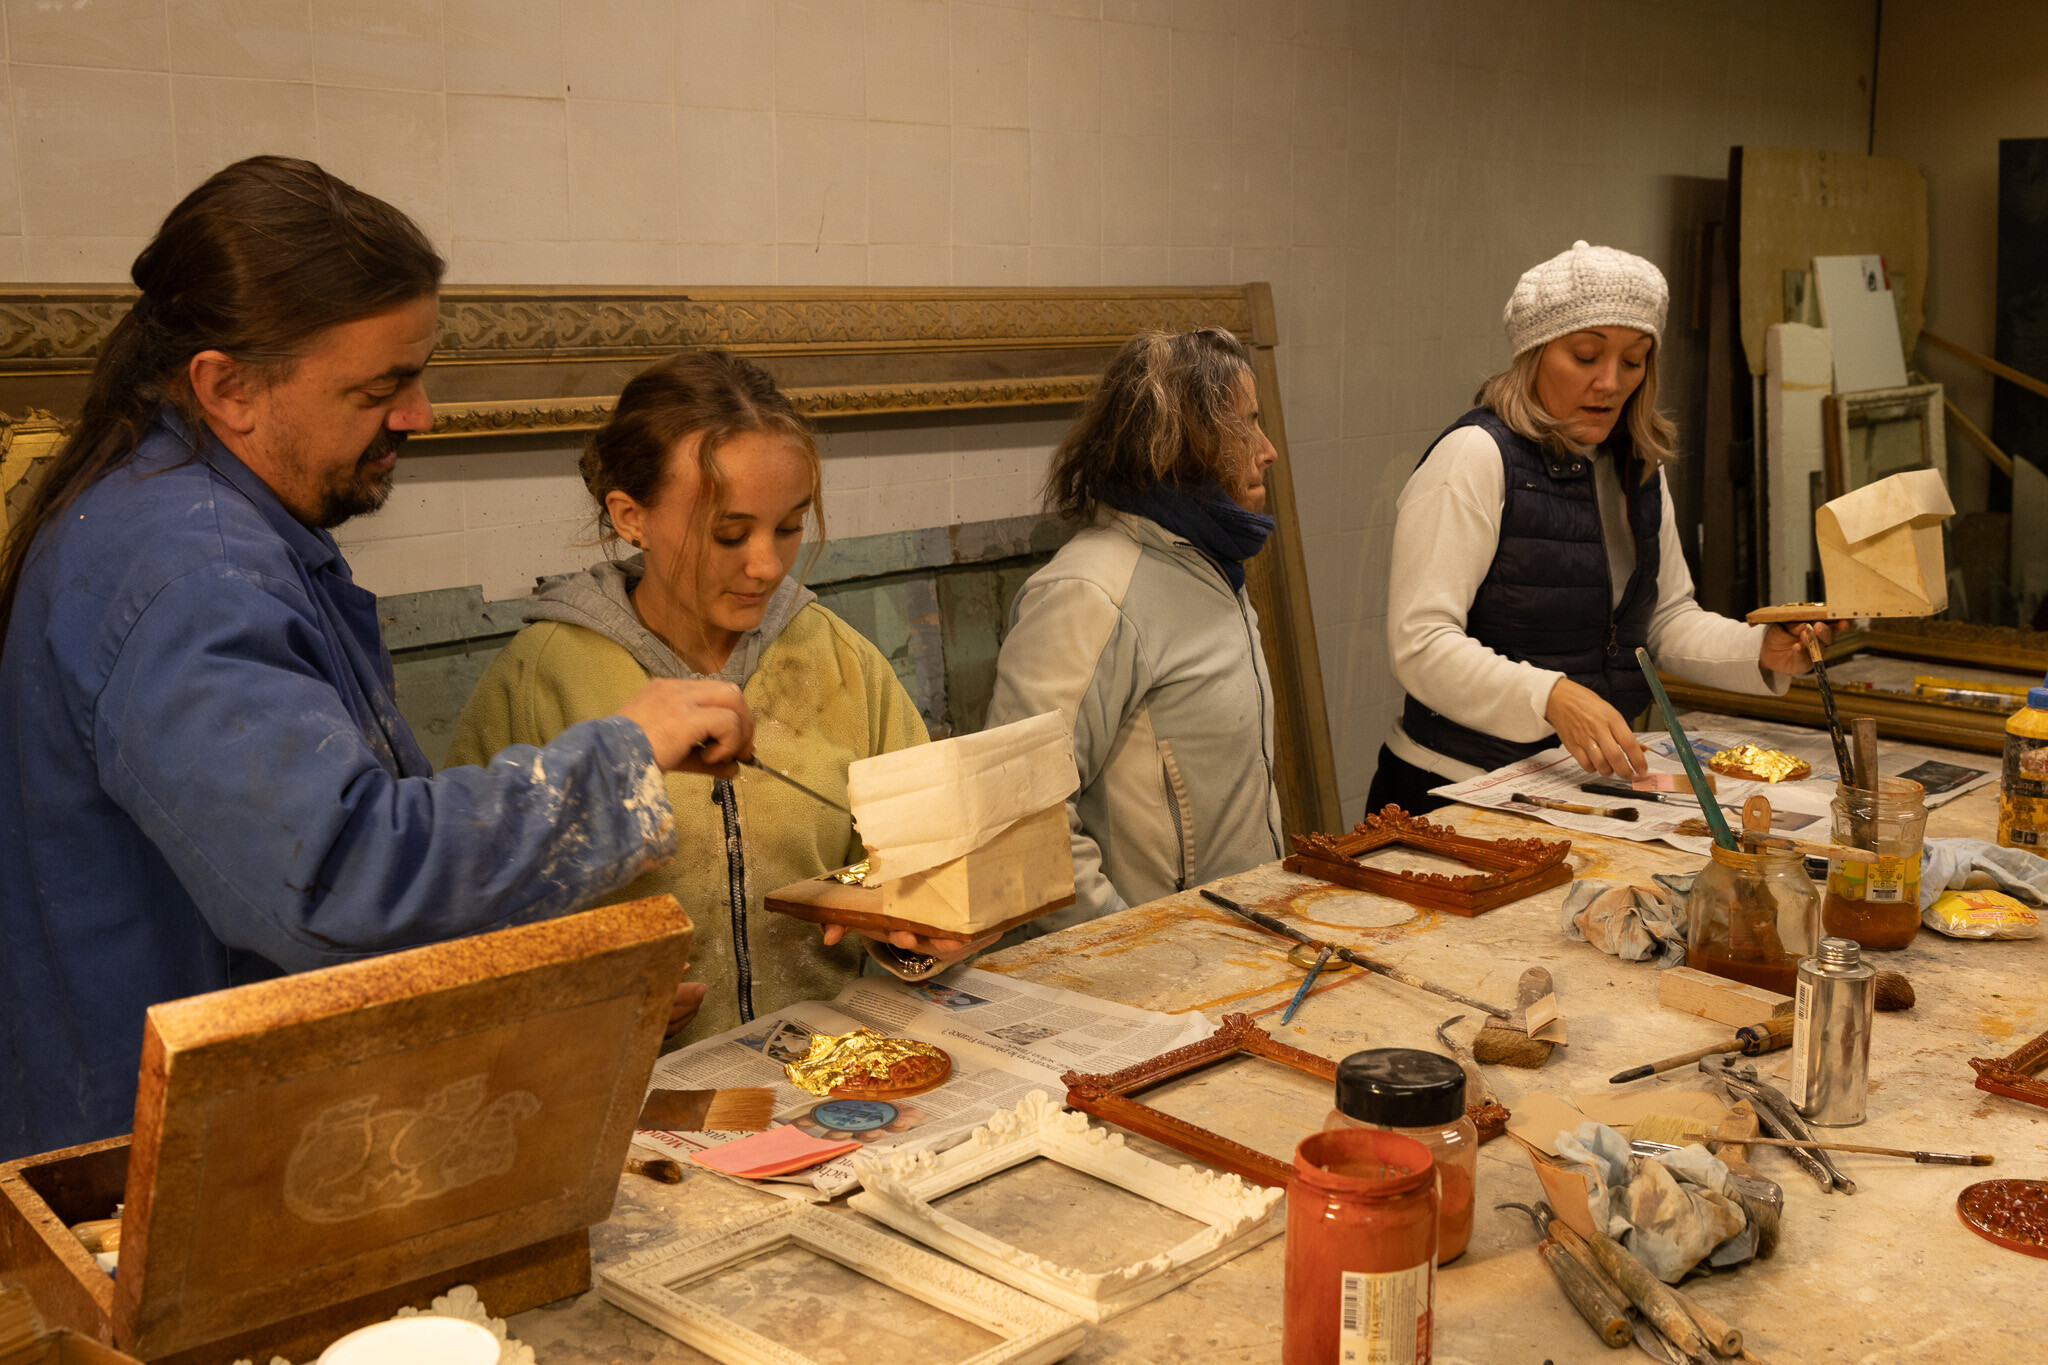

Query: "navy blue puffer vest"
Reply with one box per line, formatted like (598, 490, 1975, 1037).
(1401, 408, 1662, 773)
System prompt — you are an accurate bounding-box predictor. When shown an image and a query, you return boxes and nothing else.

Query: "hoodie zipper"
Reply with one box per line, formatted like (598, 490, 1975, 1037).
(713, 778, 754, 1023)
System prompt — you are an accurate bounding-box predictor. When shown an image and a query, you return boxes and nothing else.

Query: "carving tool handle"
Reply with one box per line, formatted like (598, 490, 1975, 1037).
(1580, 1223, 1720, 1365)
(1668, 1284, 1743, 1357)
(1537, 1239, 1633, 1348)
(1635, 649, 1736, 850)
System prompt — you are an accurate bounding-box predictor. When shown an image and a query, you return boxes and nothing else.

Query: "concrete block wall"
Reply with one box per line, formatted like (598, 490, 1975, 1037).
(2, 0, 1878, 815)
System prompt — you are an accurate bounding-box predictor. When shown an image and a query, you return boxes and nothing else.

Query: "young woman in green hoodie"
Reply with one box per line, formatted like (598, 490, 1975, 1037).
(446, 349, 940, 1043)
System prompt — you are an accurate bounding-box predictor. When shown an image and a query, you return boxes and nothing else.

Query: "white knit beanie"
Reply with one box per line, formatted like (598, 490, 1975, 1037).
(1503, 240, 1668, 356)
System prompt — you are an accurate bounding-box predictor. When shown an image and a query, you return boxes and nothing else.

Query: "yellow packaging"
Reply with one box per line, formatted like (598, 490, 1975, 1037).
(1999, 681, 2048, 849)
(1922, 887, 2042, 940)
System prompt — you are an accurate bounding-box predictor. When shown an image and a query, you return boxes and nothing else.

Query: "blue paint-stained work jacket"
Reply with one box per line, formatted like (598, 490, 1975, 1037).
(0, 412, 678, 1159)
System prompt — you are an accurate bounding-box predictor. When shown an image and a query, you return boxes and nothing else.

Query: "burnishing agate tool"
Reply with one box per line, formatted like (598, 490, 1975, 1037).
(1198, 888, 1512, 1019)
(1634, 648, 1736, 850)
(738, 755, 850, 814)
(1499, 1201, 1723, 1365)
(1495, 1201, 1631, 1348)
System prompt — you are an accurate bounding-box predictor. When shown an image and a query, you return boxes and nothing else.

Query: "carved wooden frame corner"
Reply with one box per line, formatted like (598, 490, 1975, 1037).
(1969, 1028, 2048, 1111)
(846, 1090, 1282, 1323)
(597, 1203, 1085, 1365)
(1060, 1013, 1337, 1189)
(1282, 806, 1573, 917)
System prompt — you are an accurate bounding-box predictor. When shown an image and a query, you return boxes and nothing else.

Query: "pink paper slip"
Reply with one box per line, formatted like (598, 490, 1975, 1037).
(688, 1125, 861, 1178)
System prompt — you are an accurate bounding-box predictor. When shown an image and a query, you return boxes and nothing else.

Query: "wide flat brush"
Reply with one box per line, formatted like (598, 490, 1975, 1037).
(636, 1086, 777, 1133)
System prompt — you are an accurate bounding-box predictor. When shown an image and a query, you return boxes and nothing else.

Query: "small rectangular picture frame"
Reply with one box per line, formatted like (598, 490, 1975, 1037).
(598, 1203, 1086, 1365)
(848, 1091, 1283, 1322)
(1970, 1027, 2048, 1111)
(1283, 807, 1573, 917)
(1061, 1013, 1337, 1188)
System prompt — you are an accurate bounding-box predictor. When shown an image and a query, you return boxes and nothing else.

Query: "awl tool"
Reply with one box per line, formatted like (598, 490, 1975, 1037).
(738, 755, 850, 815)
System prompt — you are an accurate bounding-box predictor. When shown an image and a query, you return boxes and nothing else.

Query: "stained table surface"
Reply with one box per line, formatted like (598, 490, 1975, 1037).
(514, 751, 2045, 1365)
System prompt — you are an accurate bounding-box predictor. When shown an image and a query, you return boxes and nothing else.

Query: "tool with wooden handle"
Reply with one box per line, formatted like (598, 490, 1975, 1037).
(1735, 794, 1878, 865)
(1669, 1284, 1743, 1358)
(1608, 1014, 1795, 1083)
(1580, 1223, 1719, 1365)
(1533, 1206, 1718, 1365)
(1496, 1203, 1631, 1348)
(1198, 888, 1513, 1018)
(1630, 1110, 1993, 1166)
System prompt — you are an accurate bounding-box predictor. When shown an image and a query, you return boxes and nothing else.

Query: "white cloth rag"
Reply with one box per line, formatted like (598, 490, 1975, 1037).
(1919, 837, 2048, 911)
(1559, 879, 1688, 968)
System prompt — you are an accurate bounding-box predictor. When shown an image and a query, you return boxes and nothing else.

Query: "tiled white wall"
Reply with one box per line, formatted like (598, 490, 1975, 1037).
(9, 0, 1878, 817)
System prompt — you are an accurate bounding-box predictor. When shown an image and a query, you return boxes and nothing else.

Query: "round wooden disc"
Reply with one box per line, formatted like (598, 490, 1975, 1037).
(829, 1048, 952, 1101)
(1957, 1179, 2048, 1260)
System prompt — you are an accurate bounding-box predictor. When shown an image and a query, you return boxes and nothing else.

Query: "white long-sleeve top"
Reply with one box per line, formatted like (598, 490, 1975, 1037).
(1385, 425, 1790, 781)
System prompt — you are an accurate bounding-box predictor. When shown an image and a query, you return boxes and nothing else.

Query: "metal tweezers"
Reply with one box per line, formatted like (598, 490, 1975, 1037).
(1700, 1053, 1856, 1195)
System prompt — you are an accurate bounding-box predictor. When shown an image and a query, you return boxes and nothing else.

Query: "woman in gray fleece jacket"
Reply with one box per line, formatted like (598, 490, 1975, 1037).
(986, 328, 1285, 932)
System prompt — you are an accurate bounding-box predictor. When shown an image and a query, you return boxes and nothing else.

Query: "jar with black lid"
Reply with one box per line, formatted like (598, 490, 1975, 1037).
(1324, 1047, 1476, 1263)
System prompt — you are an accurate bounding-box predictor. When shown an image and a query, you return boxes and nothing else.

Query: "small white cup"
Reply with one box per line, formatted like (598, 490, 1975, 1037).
(317, 1316, 500, 1365)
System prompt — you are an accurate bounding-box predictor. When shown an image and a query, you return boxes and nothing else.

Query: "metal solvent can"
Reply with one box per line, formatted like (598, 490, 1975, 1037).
(1791, 937, 1876, 1126)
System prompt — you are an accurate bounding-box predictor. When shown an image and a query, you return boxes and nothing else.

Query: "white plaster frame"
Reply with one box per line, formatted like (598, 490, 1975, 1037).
(846, 1091, 1284, 1322)
(596, 1203, 1085, 1365)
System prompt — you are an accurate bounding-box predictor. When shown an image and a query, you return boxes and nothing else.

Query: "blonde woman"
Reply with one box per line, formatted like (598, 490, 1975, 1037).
(987, 327, 1284, 927)
(1374, 241, 1835, 814)
(446, 350, 932, 1043)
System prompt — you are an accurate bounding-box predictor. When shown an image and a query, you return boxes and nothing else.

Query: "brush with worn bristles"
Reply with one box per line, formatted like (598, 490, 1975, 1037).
(1628, 1111, 1992, 1165)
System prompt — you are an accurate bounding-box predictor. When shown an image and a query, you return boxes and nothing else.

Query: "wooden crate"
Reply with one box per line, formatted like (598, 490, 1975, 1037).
(0, 897, 690, 1365)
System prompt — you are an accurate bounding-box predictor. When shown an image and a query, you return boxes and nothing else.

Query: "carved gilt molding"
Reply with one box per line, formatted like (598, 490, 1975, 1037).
(418, 373, 1100, 439)
(0, 286, 1252, 366)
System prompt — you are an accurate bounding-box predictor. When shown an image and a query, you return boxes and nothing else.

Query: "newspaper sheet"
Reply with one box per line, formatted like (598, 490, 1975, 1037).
(630, 966, 1211, 1201)
(1432, 711, 1993, 858)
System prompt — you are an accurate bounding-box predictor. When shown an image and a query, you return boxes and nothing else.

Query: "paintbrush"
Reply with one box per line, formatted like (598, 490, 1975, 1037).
(1278, 944, 1333, 1025)
(1512, 791, 1638, 821)
(625, 1156, 686, 1183)
(1635, 648, 1736, 850)
(1628, 1112, 1992, 1166)
(1580, 780, 1739, 813)
(1800, 627, 1858, 787)
(738, 756, 850, 815)
(1198, 888, 1512, 1018)
(1609, 1015, 1794, 1083)
(636, 1087, 777, 1133)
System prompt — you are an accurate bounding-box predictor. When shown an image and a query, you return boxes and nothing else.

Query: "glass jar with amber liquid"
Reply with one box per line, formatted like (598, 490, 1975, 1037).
(1686, 843, 1822, 996)
(1824, 776, 1927, 951)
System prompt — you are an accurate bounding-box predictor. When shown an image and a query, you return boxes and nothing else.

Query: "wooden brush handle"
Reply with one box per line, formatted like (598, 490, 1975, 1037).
(1537, 1239, 1632, 1348)
(1669, 1284, 1743, 1357)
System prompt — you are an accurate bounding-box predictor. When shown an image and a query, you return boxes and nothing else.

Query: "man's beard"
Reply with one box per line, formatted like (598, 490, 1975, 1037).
(312, 429, 407, 530)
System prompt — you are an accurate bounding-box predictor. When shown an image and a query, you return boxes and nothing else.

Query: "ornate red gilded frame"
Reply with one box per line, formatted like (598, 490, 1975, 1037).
(1282, 807, 1573, 917)
(1061, 1014, 1508, 1188)
(1969, 1028, 2048, 1110)
(1061, 1013, 1336, 1188)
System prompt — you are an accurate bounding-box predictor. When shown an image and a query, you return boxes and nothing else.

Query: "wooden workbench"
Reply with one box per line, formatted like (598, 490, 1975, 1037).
(512, 772, 2045, 1364)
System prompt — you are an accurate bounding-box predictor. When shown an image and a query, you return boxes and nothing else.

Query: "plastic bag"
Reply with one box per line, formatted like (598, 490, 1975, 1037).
(1922, 887, 2042, 940)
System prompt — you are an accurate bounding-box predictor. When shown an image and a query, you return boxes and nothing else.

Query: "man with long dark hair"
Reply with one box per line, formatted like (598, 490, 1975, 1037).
(0, 158, 754, 1159)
